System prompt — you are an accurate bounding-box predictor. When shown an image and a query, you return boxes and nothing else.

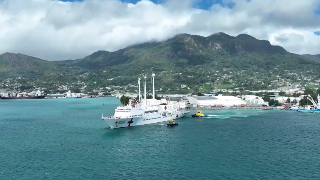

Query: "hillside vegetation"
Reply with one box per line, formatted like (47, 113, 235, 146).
(1, 32, 320, 93)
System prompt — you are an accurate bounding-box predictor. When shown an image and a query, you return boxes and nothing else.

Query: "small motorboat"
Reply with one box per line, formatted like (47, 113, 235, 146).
(191, 110, 208, 117)
(166, 119, 178, 127)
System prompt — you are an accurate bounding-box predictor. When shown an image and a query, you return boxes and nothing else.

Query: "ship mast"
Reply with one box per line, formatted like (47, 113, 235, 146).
(143, 74, 147, 107)
(138, 77, 141, 102)
(152, 72, 155, 101)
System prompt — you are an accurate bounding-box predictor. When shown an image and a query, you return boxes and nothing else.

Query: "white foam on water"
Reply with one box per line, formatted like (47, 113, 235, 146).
(207, 114, 219, 117)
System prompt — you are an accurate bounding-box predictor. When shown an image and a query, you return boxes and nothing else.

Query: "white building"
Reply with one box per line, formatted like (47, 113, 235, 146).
(185, 96, 246, 107)
(141, 98, 187, 109)
(242, 95, 269, 106)
(273, 96, 301, 104)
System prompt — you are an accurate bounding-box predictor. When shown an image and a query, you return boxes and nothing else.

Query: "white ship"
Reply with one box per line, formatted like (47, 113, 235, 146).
(102, 73, 189, 129)
(66, 90, 82, 98)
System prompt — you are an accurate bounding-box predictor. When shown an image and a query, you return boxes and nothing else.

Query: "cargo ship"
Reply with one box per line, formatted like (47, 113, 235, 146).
(0, 91, 46, 99)
(0, 95, 46, 99)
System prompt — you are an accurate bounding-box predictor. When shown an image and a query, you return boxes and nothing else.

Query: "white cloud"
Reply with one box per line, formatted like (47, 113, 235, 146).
(0, 0, 320, 60)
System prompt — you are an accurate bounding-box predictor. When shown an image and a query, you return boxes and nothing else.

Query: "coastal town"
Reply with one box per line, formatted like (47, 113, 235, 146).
(1, 73, 318, 111)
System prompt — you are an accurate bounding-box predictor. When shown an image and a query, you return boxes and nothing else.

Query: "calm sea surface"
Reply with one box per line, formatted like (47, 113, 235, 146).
(0, 97, 320, 180)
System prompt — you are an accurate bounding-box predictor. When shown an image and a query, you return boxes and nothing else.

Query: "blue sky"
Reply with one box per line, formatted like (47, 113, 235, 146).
(59, 0, 230, 10)
(316, 4, 320, 14)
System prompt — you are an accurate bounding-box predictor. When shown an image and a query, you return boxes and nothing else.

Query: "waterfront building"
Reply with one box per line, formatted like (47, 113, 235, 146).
(241, 95, 269, 106)
(185, 95, 246, 107)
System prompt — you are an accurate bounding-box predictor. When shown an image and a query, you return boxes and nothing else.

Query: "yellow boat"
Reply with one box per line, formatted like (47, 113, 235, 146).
(166, 119, 178, 127)
(191, 110, 207, 117)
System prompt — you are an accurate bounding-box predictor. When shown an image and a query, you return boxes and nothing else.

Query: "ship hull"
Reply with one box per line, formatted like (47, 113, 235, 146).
(297, 109, 320, 113)
(0, 95, 46, 99)
(104, 111, 187, 129)
(104, 117, 142, 129)
(179, 111, 189, 118)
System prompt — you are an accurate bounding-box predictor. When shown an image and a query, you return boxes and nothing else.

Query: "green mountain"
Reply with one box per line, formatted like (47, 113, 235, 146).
(0, 52, 57, 76)
(0, 52, 86, 91)
(1, 32, 320, 93)
(70, 33, 288, 70)
(302, 54, 320, 62)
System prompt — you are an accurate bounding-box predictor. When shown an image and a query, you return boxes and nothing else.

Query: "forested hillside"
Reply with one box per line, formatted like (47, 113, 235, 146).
(1, 32, 320, 93)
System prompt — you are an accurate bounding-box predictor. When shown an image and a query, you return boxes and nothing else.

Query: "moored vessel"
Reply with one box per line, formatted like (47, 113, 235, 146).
(65, 90, 82, 98)
(0, 95, 46, 99)
(0, 91, 46, 99)
(297, 95, 320, 113)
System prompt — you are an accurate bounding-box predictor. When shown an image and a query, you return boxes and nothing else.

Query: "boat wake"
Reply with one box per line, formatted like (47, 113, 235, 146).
(201, 114, 252, 119)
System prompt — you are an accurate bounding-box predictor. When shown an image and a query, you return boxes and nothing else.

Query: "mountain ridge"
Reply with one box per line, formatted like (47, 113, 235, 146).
(302, 54, 320, 62)
(0, 32, 319, 93)
(68, 32, 288, 70)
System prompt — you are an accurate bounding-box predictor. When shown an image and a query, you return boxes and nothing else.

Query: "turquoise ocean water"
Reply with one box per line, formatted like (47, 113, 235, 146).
(1, 97, 320, 179)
